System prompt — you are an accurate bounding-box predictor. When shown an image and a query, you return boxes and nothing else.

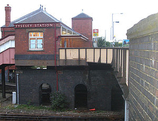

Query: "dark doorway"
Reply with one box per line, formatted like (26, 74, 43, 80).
(75, 84, 87, 108)
(39, 83, 51, 105)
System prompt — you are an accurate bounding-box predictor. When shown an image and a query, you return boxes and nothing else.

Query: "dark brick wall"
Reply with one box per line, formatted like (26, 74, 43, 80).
(17, 65, 122, 110)
(127, 13, 158, 120)
(88, 70, 112, 110)
(18, 68, 57, 105)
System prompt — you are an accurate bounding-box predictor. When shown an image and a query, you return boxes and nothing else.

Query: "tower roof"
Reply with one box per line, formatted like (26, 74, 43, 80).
(72, 13, 92, 19)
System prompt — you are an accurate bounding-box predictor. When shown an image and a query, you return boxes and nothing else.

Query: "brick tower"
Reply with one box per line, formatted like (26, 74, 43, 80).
(72, 12, 93, 46)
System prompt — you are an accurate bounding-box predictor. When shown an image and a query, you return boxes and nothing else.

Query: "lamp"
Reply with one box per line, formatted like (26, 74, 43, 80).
(111, 13, 123, 40)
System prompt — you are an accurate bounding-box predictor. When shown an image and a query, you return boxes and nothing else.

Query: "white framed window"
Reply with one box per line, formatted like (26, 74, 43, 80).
(61, 26, 77, 35)
(29, 32, 43, 50)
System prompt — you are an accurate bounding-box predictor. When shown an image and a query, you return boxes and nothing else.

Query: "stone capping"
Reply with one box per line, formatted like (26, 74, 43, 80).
(127, 12, 158, 39)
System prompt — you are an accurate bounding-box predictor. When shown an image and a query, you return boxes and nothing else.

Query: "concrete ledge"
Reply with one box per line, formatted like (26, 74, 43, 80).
(127, 12, 158, 39)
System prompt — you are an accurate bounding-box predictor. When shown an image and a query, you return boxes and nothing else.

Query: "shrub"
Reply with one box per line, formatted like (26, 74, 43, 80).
(97, 38, 106, 47)
(50, 91, 69, 111)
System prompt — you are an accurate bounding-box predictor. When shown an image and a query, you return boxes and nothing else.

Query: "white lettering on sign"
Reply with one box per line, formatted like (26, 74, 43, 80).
(15, 23, 57, 28)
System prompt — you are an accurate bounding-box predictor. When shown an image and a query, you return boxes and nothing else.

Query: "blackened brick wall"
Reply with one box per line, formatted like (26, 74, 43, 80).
(18, 65, 122, 110)
(18, 69, 57, 105)
(88, 70, 112, 110)
(127, 13, 158, 120)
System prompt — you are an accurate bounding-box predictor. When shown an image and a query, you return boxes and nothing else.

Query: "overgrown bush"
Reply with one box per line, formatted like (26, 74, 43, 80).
(50, 91, 69, 111)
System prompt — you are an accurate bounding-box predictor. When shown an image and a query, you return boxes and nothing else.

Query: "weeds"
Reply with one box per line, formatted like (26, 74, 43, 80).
(50, 91, 69, 111)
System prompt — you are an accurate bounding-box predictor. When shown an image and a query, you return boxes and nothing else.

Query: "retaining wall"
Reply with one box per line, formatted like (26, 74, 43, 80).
(127, 13, 158, 120)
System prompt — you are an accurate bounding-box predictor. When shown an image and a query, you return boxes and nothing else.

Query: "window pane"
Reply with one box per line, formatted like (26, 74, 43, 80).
(62, 27, 66, 35)
(67, 30, 72, 34)
(29, 33, 32, 37)
(40, 33, 43, 37)
(37, 32, 39, 37)
(37, 39, 43, 48)
(33, 32, 36, 37)
(30, 39, 36, 49)
(73, 32, 77, 35)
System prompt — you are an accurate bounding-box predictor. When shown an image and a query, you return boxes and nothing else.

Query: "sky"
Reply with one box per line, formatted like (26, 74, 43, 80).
(0, 0, 158, 41)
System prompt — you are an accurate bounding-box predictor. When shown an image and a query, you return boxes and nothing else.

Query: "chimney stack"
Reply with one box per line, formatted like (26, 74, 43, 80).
(5, 4, 11, 27)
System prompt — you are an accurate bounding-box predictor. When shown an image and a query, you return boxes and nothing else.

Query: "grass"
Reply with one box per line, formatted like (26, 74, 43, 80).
(3, 104, 109, 114)
(16, 104, 50, 110)
(3, 104, 52, 111)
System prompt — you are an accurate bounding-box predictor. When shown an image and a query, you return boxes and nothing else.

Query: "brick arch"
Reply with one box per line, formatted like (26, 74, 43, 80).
(39, 83, 52, 105)
(74, 84, 87, 108)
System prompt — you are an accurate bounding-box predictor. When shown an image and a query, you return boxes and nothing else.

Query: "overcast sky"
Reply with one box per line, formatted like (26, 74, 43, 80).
(0, 0, 158, 41)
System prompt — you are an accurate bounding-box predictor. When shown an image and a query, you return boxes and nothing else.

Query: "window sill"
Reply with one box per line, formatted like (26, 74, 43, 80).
(27, 49, 44, 52)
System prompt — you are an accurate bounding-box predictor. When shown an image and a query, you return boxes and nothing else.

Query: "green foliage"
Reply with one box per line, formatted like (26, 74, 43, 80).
(97, 40, 123, 47)
(31, 66, 47, 69)
(16, 104, 38, 110)
(123, 43, 129, 47)
(114, 42, 119, 47)
(105, 41, 111, 47)
(51, 91, 69, 111)
(8, 104, 50, 110)
(97, 38, 106, 47)
(114, 42, 123, 47)
(27, 100, 31, 105)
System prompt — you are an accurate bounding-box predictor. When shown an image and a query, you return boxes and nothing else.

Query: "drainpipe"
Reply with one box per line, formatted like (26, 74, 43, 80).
(16, 73, 19, 104)
(54, 23, 58, 91)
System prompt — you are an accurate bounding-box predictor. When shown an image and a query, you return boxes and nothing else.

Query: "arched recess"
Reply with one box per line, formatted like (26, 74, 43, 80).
(75, 84, 87, 108)
(39, 83, 51, 105)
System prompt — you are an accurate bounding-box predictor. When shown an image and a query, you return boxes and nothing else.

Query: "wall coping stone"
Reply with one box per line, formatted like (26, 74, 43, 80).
(127, 12, 158, 39)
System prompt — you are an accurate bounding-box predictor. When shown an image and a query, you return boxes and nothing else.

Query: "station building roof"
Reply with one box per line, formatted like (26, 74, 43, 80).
(3, 6, 59, 27)
(2, 5, 89, 40)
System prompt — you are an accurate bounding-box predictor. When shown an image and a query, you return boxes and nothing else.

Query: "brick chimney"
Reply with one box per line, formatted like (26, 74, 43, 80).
(5, 4, 11, 27)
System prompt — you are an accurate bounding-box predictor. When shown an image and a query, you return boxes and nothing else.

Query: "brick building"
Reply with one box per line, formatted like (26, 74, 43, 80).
(1, 4, 92, 82)
(0, 5, 124, 110)
(127, 13, 158, 120)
